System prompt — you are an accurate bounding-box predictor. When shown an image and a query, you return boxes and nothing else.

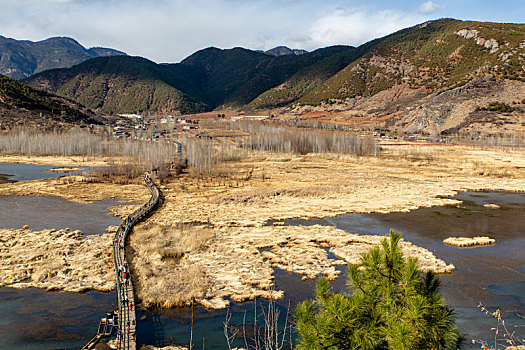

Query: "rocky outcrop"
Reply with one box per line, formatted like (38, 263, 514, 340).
(455, 29, 500, 53)
(385, 78, 525, 134)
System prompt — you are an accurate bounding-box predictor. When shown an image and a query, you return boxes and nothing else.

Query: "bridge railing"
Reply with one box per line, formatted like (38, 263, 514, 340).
(111, 174, 160, 350)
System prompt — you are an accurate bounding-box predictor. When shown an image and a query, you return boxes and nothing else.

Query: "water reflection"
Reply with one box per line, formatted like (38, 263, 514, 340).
(279, 191, 525, 349)
(0, 288, 115, 350)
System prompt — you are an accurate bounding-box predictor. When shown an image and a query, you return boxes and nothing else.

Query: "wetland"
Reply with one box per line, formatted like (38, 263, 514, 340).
(0, 142, 524, 349)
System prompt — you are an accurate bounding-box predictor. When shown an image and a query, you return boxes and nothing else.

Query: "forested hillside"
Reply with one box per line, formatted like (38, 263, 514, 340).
(0, 74, 102, 130)
(21, 18, 525, 128)
(25, 45, 355, 113)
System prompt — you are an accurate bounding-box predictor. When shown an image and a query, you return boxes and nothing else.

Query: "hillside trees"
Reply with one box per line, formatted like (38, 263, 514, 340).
(295, 230, 461, 350)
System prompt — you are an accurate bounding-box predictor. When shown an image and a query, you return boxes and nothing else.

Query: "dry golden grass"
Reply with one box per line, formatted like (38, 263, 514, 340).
(443, 236, 496, 247)
(0, 172, 150, 204)
(0, 228, 114, 292)
(139, 345, 188, 350)
(211, 184, 340, 204)
(150, 145, 524, 227)
(2, 143, 525, 309)
(128, 223, 214, 308)
(126, 223, 454, 309)
(0, 154, 116, 167)
(484, 203, 500, 209)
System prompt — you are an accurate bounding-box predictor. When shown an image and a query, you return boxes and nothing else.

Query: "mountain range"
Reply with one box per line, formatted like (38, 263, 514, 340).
(0, 36, 126, 80)
(24, 45, 362, 114)
(2, 18, 525, 134)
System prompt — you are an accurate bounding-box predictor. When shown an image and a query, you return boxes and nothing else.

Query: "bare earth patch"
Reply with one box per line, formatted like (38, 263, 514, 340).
(0, 228, 114, 292)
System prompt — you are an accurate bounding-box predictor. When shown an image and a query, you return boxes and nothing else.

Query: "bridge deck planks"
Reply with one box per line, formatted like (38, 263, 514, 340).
(112, 174, 160, 350)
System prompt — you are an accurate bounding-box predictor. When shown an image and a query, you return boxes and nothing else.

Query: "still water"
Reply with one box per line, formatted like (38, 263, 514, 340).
(0, 195, 122, 235)
(0, 162, 86, 183)
(0, 162, 125, 349)
(0, 163, 121, 235)
(0, 287, 116, 350)
(279, 191, 525, 349)
(132, 191, 525, 349)
(0, 188, 523, 349)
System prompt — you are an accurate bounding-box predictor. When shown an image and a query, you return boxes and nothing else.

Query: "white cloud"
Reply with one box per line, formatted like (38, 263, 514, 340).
(304, 8, 424, 49)
(0, 0, 493, 63)
(418, 1, 440, 14)
(0, 0, 314, 62)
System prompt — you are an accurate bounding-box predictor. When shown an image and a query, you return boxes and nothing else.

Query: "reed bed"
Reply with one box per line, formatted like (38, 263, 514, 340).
(0, 128, 178, 172)
(443, 236, 496, 247)
(0, 122, 380, 180)
(200, 120, 380, 156)
(129, 224, 214, 308)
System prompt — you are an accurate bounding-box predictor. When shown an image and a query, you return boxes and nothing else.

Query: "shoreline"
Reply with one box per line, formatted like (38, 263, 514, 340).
(0, 173, 14, 184)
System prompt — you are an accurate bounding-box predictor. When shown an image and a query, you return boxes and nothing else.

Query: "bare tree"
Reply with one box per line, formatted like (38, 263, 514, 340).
(224, 298, 293, 350)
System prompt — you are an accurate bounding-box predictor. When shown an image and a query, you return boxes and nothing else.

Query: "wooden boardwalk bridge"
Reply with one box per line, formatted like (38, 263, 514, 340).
(83, 174, 160, 350)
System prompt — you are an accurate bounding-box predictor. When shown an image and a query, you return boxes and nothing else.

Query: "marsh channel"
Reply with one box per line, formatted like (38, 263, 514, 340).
(0, 163, 523, 349)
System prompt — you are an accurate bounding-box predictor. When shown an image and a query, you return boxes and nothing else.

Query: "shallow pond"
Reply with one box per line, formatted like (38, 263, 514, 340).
(277, 191, 525, 349)
(0, 162, 87, 183)
(0, 194, 123, 349)
(0, 191, 524, 349)
(0, 287, 116, 350)
(0, 195, 123, 235)
(0, 177, 127, 348)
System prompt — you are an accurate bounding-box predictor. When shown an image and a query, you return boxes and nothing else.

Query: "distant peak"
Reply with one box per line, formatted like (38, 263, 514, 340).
(0, 35, 127, 79)
(87, 47, 127, 57)
(265, 46, 308, 56)
(41, 36, 82, 45)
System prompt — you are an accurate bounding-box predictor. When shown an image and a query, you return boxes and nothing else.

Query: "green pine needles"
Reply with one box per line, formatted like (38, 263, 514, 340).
(295, 230, 461, 350)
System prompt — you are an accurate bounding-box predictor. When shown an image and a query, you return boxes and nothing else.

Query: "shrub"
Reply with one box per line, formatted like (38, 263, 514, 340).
(295, 230, 461, 350)
(479, 102, 514, 113)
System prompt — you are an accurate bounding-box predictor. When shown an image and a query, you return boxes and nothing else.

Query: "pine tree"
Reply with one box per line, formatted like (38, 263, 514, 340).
(295, 230, 461, 350)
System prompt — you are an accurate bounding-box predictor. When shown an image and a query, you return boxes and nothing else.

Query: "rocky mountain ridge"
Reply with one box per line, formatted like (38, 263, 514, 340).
(286, 19, 525, 134)
(0, 36, 126, 80)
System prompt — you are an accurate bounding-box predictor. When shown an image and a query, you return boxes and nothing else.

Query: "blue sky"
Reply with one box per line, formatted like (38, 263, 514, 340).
(0, 0, 523, 63)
